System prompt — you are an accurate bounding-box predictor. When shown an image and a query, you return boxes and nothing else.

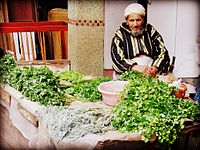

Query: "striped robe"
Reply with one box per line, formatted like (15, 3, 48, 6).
(111, 23, 170, 74)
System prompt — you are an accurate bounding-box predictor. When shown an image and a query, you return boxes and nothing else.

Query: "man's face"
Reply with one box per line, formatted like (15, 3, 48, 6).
(126, 13, 144, 33)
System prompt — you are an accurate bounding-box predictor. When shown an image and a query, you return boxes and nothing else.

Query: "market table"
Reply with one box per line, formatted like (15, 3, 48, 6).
(0, 84, 159, 150)
(0, 84, 199, 150)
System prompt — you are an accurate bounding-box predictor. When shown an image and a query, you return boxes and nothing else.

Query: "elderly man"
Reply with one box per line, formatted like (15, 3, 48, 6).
(111, 3, 170, 78)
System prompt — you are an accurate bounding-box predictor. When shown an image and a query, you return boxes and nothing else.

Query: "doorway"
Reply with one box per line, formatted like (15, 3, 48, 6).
(36, 0, 67, 21)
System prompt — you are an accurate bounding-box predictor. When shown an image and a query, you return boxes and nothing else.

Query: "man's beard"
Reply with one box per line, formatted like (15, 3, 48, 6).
(131, 28, 144, 36)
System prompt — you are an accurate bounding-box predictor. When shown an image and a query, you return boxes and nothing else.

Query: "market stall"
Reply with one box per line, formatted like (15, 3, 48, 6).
(0, 82, 158, 150)
(0, 54, 200, 150)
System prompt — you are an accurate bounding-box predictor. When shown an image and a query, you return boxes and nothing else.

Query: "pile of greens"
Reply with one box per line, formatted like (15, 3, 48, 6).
(8, 66, 65, 106)
(0, 54, 112, 105)
(65, 76, 112, 102)
(57, 70, 112, 102)
(112, 71, 200, 146)
(58, 70, 84, 84)
(1, 54, 199, 147)
(0, 54, 16, 84)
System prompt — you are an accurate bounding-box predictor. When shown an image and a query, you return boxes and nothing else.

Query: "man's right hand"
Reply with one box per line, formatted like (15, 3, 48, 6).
(131, 65, 157, 77)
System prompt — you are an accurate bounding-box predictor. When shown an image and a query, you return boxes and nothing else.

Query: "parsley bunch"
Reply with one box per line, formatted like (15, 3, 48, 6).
(112, 71, 200, 146)
(0, 54, 16, 84)
(65, 77, 112, 102)
(58, 70, 84, 84)
(9, 66, 65, 106)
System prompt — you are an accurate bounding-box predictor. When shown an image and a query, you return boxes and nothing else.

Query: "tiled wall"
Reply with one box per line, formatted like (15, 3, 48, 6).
(68, 0, 104, 76)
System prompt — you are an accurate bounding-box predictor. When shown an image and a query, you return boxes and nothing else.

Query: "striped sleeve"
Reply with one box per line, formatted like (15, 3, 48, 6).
(111, 30, 137, 73)
(149, 25, 170, 73)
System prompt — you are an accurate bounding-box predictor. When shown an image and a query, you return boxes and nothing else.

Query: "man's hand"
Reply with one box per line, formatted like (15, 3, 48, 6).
(143, 66, 158, 77)
(131, 65, 158, 77)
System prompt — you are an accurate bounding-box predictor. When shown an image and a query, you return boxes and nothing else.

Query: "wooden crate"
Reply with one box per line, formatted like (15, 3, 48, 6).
(17, 103, 38, 128)
(0, 87, 11, 106)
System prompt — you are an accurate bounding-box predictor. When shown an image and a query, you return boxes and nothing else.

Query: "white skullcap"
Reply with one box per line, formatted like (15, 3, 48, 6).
(124, 3, 146, 17)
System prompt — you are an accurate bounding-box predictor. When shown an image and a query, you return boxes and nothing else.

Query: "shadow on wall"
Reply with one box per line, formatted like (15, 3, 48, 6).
(195, 34, 200, 67)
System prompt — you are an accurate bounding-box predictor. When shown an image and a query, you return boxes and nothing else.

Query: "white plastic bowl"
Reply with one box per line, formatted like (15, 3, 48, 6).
(98, 81, 128, 106)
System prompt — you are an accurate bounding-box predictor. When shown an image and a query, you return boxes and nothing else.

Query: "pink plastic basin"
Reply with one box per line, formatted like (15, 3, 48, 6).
(98, 81, 128, 106)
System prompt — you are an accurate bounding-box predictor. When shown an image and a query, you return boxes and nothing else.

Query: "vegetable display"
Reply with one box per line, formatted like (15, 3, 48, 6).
(8, 66, 65, 106)
(0, 54, 16, 83)
(112, 71, 200, 147)
(0, 54, 112, 105)
(58, 70, 112, 102)
(58, 70, 84, 84)
(65, 76, 112, 102)
(1, 55, 199, 147)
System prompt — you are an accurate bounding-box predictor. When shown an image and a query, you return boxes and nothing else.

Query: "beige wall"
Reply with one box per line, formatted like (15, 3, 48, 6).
(68, 0, 104, 76)
(104, 0, 137, 69)
(148, 0, 200, 77)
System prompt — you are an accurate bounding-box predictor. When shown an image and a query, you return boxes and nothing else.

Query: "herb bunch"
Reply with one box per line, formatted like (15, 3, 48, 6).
(65, 76, 112, 102)
(9, 66, 65, 106)
(58, 70, 84, 84)
(0, 54, 17, 84)
(112, 71, 200, 146)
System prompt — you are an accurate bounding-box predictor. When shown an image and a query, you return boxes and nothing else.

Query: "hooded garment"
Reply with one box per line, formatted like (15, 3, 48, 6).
(111, 23, 170, 74)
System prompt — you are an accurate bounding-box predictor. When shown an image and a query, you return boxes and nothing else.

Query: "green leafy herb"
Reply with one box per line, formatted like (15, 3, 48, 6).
(9, 66, 65, 106)
(112, 71, 200, 146)
(65, 77, 112, 102)
(0, 54, 17, 83)
(58, 70, 84, 84)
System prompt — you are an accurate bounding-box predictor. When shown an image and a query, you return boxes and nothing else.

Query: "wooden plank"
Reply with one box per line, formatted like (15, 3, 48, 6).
(52, 31, 62, 59)
(0, 104, 30, 149)
(0, 21, 67, 27)
(0, 33, 4, 49)
(1, 32, 7, 50)
(0, 1, 4, 22)
(60, 31, 67, 59)
(42, 32, 46, 60)
(0, 22, 68, 33)
(30, 32, 35, 60)
(10, 33, 17, 60)
(38, 32, 44, 60)
(25, 32, 30, 60)
(3, 0, 9, 23)
(17, 103, 38, 127)
(0, 25, 68, 33)
(16, 59, 69, 65)
(19, 32, 25, 60)
(0, 87, 11, 106)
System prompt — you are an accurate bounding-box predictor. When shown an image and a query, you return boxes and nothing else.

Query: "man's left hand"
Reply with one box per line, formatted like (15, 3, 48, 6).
(143, 66, 158, 77)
